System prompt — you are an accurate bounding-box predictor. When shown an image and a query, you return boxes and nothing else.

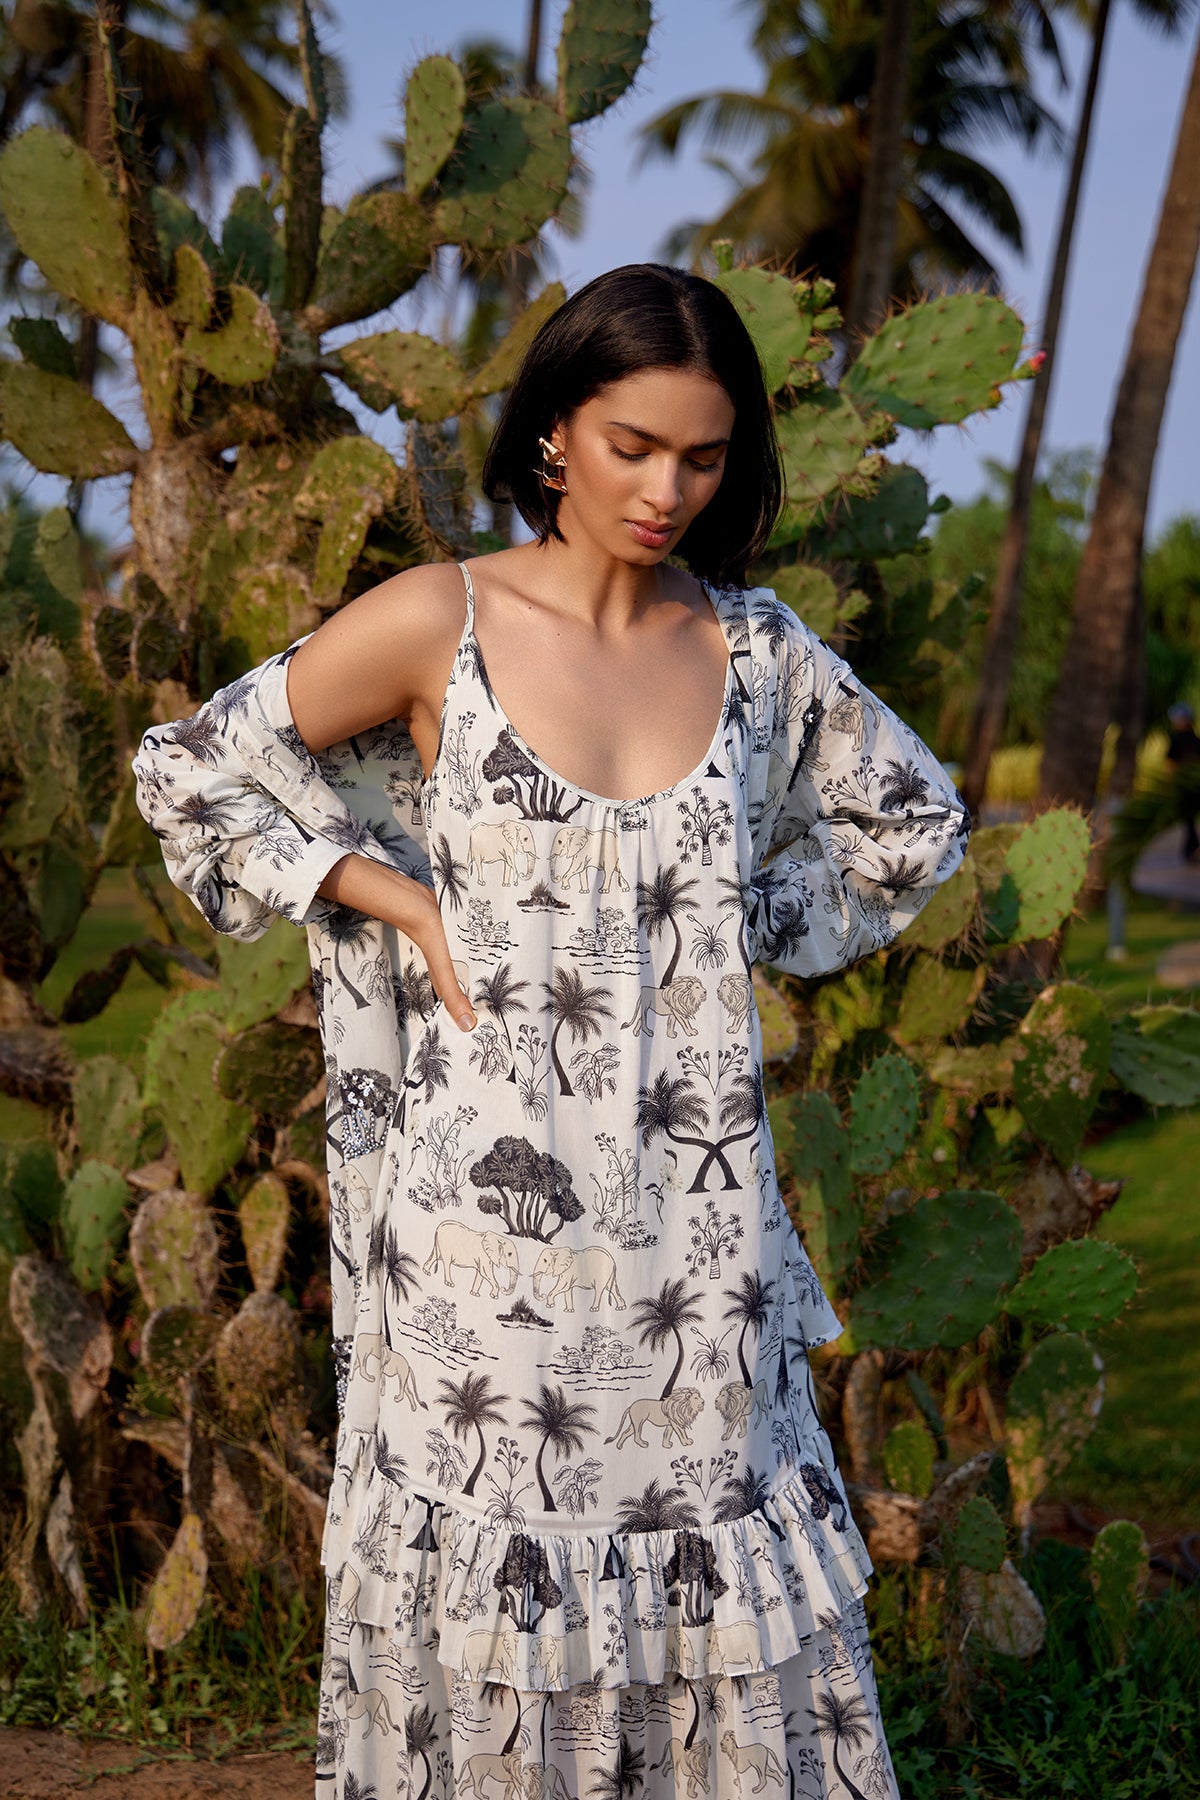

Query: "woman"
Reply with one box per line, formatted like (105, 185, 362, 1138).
(134, 263, 968, 1800)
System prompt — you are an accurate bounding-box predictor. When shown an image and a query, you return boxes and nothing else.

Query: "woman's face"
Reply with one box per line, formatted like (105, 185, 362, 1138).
(549, 366, 735, 565)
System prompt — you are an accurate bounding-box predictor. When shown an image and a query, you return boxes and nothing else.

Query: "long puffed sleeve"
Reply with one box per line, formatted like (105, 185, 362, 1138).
(744, 594, 969, 974)
(131, 637, 430, 940)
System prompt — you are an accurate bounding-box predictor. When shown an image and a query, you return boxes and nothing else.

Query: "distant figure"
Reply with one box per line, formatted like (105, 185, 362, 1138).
(1166, 702, 1200, 862)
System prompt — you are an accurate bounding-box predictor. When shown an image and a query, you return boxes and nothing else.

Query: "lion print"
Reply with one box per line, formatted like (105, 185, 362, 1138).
(720, 1731, 786, 1792)
(605, 1388, 705, 1449)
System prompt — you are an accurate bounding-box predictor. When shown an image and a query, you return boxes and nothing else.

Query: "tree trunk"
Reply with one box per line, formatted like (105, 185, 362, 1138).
(1039, 22, 1200, 809)
(960, 0, 1113, 818)
(843, 0, 915, 348)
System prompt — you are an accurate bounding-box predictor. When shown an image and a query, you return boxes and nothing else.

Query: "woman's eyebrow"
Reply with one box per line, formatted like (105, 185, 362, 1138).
(606, 420, 731, 452)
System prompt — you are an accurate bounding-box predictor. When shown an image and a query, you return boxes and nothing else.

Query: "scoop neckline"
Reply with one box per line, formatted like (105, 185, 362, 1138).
(457, 577, 736, 812)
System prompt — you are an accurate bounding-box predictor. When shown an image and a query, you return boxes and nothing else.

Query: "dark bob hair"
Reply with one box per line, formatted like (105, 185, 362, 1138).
(481, 263, 783, 589)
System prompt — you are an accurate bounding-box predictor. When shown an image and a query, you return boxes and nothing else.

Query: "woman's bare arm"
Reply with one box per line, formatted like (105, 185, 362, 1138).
(286, 563, 477, 1030)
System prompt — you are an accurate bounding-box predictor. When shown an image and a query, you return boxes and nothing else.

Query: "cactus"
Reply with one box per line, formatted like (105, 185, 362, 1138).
(281, 103, 323, 313)
(770, 1089, 859, 1290)
(770, 562, 868, 643)
(557, 0, 652, 123)
(217, 1021, 324, 1122)
(0, 126, 132, 326)
(148, 1010, 252, 1195)
(754, 970, 799, 1063)
(882, 1418, 935, 1498)
(216, 923, 312, 1036)
(216, 1291, 300, 1423)
(950, 1493, 1006, 1573)
(129, 1189, 221, 1312)
(72, 1056, 143, 1170)
(772, 391, 881, 542)
(145, 1510, 208, 1651)
(225, 564, 319, 670)
(903, 853, 978, 953)
(850, 1189, 1022, 1350)
(714, 264, 818, 393)
(4, 1141, 63, 1237)
(0, 362, 137, 479)
(905, 1369, 948, 1458)
(960, 1559, 1046, 1658)
(305, 189, 433, 334)
(1108, 1004, 1200, 1107)
(848, 1051, 919, 1175)
(9, 316, 77, 378)
(925, 1039, 1016, 1102)
(471, 283, 568, 398)
(141, 1302, 220, 1390)
(294, 435, 401, 602)
(1004, 808, 1091, 942)
(221, 185, 278, 294)
(824, 463, 936, 562)
(62, 1160, 129, 1292)
(844, 294, 1026, 430)
(893, 958, 984, 1046)
(239, 1173, 291, 1294)
(404, 55, 467, 196)
(1005, 1331, 1104, 1536)
(1089, 1518, 1148, 1666)
(181, 283, 280, 387)
(337, 331, 465, 421)
(435, 98, 572, 251)
(168, 243, 214, 330)
(1013, 982, 1111, 1165)
(1006, 1236, 1137, 1333)
(9, 1253, 114, 1421)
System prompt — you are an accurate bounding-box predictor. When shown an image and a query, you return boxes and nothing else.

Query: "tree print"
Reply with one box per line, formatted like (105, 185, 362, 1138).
(436, 1369, 509, 1497)
(374, 1427, 408, 1487)
(473, 960, 529, 1079)
(542, 967, 614, 1097)
(431, 832, 468, 910)
(630, 1276, 705, 1399)
(588, 1733, 647, 1800)
(690, 921, 728, 969)
(492, 1530, 565, 1630)
(661, 1529, 729, 1627)
(342, 1774, 379, 1800)
(470, 1134, 585, 1240)
(520, 1381, 598, 1512)
(366, 1220, 422, 1347)
(636, 862, 700, 983)
(806, 1690, 877, 1800)
(878, 757, 931, 811)
(483, 728, 582, 822)
(713, 1464, 774, 1523)
(324, 904, 376, 1011)
(677, 785, 734, 866)
(404, 1703, 439, 1800)
(686, 1196, 745, 1280)
(635, 1070, 742, 1194)
(721, 1270, 776, 1385)
(614, 1479, 700, 1531)
(690, 1068, 766, 1194)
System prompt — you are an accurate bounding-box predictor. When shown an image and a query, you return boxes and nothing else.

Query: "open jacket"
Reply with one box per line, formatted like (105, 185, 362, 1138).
(131, 585, 970, 1399)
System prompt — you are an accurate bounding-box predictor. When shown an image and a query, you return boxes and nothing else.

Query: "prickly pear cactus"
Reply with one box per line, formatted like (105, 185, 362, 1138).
(754, 971, 800, 1063)
(129, 1189, 220, 1312)
(145, 1510, 208, 1651)
(1108, 1004, 1200, 1107)
(148, 1010, 253, 1196)
(1089, 1518, 1148, 1665)
(843, 294, 1025, 430)
(558, 0, 652, 124)
(404, 56, 467, 196)
(1013, 983, 1111, 1166)
(949, 1494, 1006, 1574)
(71, 1057, 143, 1171)
(960, 1558, 1046, 1658)
(238, 1173, 291, 1294)
(850, 1190, 1022, 1351)
(62, 1161, 129, 1292)
(1004, 809, 1092, 942)
(217, 1022, 324, 1122)
(216, 924, 312, 1035)
(1005, 1331, 1104, 1537)
(215, 1291, 301, 1424)
(769, 1090, 858, 1290)
(848, 1051, 919, 1175)
(1006, 1236, 1138, 1334)
(882, 1419, 935, 1498)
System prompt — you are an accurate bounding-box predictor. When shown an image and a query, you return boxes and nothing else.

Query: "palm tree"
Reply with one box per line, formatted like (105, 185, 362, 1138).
(431, 832, 469, 911)
(615, 1479, 700, 1531)
(475, 960, 530, 1080)
(342, 1774, 379, 1800)
(635, 1070, 737, 1193)
(374, 1427, 408, 1487)
(721, 1270, 775, 1387)
(324, 905, 375, 1012)
(521, 1382, 598, 1511)
(629, 1276, 706, 1398)
(717, 872, 754, 976)
(690, 1069, 766, 1194)
(368, 1222, 421, 1348)
(437, 1369, 510, 1497)
(637, 0, 1064, 300)
(714, 1464, 773, 1522)
(806, 1689, 877, 1800)
(541, 967, 613, 1097)
(588, 1733, 646, 1800)
(404, 1703, 439, 1800)
(635, 863, 699, 984)
(396, 1021, 453, 1131)
(1040, 19, 1200, 810)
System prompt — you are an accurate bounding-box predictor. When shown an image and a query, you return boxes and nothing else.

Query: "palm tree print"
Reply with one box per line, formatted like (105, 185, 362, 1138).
(342, 1774, 378, 1800)
(431, 832, 468, 910)
(635, 862, 700, 983)
(474, 960, 529, 1081)
(636, 1070, 739, 1193)
(395, 1021, 453, 1130)
(324, 904, 376, 1011)
(366, 1221, 422, 1348)
(721, 1270, 775, 1386)
(615, 1479, 700, 1531)
(404, 1702, 439, 1800)
(542, 967, 614, 1097)
(437, 1370, 509, 1497)
(807, 1690, 877, 1800)
(520, 1382, 598, 1512)
(690, 1069, 766, 1194)
(629, 1277, 705, 1399)
(878, 758, 931, 811)
(588, 1733, 646, 1800)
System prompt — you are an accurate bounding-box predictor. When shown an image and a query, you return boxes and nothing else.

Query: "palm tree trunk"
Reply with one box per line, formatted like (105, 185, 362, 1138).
(737, 1321, 752, 1388)
(831, 1737, 870, 1800)
(961, 0, 1113, 816)
(550, 1020, 573, 1095)
(462, 1422, 486, 1496)
(662, 918, 684, 985)
(661, 1328, 685, 1398)
(534, 1436, 556, 1510)
(1040, 22, 1200, 809)
(843, 0, 915, 347)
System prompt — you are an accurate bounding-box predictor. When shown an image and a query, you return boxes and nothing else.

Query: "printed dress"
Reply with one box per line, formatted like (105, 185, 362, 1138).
(133, 572, 969, 1800)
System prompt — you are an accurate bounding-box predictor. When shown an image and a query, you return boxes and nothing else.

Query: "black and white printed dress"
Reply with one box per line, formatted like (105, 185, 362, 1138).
(133, 569, 969, 1800)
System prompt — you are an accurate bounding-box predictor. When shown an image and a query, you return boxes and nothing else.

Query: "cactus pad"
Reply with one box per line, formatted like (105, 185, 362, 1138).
(216, 922, 312, 1035)
(769, 562, 868, 643)
(1013, 982, 1111, 1165)
(221, 184, 278, 294)
(949, 1492, 1006, 1573)
(294, 435, 400, 601)
(215, 1291, 300, 1422)
(404, 56, 467, 196)
(129, 1189, 221, 1312)
(753, 971, 799, 1063)
(436, 98, 571, 251)
(961, 1558, 1046, 1658)
(217, 1021, 323, 1122)
(714, 265, 814, 394)
(63, 1160, 129, 1292)
(145, 1509, 207, 1651)
(168, 243, 214, 329)
(149, 1009, 252, 1195)
(1006, 1237, 1137, 1333)
(1109, 1004, 1200, 1107)
(225, 563, 318, 669)
(0, 362, 137, 479)
(925, 1039, 1016, 1102)
(825, 463, 933, 561)
(844, 294, 1024, 430)
(141, 1302, 220, 1389)
(771, 390, 879, 541)
(1089, 1518, 1148, 1666)
(770, 1089, 859, 1290)
(893, 957, 984, 1046)
(337, 331, 465, 421)
(239, 1173, 291, 1293)
(1004, 808, 1091, 941)
(882, 1419, 935, 1498)
(848, 1051, 919, 1175)
(182, 283, 279, 387)
(850, 1189, 1021, 1350)
(308, 190, 433, 333)
(281, 104, 322, 313)
(0, 127, 132, 326)
(471, 283, 567, 398)
(1005, 1331, 1103, 1531)
(902, 852, 977, 952)
(557, 0, 652, 123)
(10, 316, 77, 379)
(8, 1253, 113, 1421)
(72, 1056, 143, 1170)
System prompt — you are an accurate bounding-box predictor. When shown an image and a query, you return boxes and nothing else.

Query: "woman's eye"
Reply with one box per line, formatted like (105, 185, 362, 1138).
(610, 447, 646, 462)
(689, 460, 719, 474)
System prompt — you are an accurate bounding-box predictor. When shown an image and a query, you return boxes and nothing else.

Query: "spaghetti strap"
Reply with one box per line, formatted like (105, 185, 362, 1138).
(455, 559, 475, 629)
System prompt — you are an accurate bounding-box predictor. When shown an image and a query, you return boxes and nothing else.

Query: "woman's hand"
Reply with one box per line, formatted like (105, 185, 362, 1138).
(316, 854, 477, 1031)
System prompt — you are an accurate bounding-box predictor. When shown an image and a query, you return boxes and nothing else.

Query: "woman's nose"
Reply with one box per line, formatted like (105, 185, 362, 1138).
(641, 457, 683, 515)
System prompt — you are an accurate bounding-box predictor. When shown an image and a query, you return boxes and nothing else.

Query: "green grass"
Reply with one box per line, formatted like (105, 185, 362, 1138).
(1063, 888, 1199, 1010)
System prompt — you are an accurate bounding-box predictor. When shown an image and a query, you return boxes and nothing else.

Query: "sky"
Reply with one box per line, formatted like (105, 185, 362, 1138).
(312, 0, 1200, 535)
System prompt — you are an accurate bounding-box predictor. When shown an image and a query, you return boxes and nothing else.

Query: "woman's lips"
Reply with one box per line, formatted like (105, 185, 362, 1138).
(626, 520, 674, 548)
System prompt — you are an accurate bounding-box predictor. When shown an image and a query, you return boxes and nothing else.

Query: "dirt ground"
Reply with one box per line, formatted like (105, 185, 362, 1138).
(0, 1730, 314, 1799)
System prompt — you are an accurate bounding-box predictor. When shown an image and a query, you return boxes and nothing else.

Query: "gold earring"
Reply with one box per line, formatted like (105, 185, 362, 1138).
(535, 435, 568, 494)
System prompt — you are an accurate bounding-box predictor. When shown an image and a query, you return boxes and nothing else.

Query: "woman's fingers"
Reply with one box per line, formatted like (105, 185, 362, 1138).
(421, 931, 476, 1032)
